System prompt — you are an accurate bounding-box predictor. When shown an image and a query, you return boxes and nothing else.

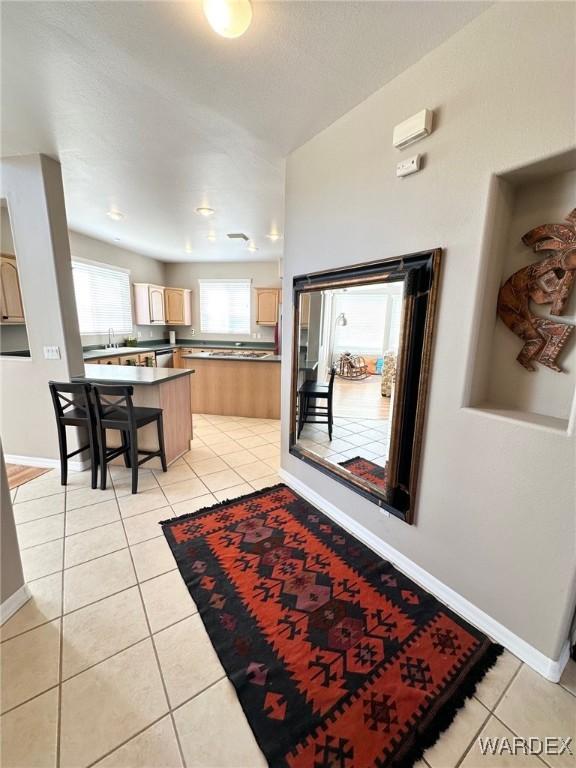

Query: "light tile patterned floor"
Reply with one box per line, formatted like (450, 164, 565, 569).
(1, 413, 575, 768)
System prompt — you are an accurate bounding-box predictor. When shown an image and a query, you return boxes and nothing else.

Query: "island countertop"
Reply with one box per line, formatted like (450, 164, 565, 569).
(76, 364, 195, 386)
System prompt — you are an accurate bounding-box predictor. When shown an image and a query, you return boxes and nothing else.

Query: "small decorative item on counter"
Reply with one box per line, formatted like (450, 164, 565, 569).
(124, 335, 138, 347)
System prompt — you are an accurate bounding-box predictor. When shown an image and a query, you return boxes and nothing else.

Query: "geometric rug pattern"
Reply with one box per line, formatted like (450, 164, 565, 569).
(162, 484, 502, 768)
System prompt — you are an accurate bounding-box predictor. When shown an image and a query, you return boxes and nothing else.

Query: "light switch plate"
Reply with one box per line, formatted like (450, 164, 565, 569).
(43, 346, 61, 360)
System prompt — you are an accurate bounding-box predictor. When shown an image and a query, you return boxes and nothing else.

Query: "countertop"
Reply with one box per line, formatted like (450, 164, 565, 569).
(76, 364, 195, 386)
(83, 340, 276, 360)
(181, 353, 281, 363)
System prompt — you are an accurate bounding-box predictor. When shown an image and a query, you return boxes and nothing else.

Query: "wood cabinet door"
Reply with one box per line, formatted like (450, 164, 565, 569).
(300, 292, 311, 328)
(165, 288, 185, 324)
(149, 286, 165, 323)
(0, 257, 25, 323)
(256, 289, 279, 325)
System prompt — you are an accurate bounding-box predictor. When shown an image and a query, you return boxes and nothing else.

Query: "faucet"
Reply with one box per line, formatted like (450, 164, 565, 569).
(107, 328, 116, 348)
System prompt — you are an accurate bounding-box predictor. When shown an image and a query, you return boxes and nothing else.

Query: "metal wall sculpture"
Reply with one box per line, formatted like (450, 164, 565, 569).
(497, 208, 576, 372)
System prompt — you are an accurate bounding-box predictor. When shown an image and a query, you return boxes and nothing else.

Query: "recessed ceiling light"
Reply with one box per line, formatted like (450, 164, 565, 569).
(266, 233, 282, 241)
(202, 0, 253, 39)
(107, 209, 124, 221)
(247, 241, 258, 252)
(114, 237, 121, 242)
(195, 207, 215, 217)
(207, 233, 217, 242)
(185, 244, 193, 253)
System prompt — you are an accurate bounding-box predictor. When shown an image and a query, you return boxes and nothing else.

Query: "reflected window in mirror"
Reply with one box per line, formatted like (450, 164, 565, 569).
(0, 200, 30, 358)
(290, 251, 441, 523)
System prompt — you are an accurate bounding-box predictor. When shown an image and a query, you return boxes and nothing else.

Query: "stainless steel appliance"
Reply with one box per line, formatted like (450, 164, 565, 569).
(155, 349, 174, 368)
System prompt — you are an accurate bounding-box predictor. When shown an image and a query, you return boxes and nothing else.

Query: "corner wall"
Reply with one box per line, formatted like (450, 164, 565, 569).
(281, 2, 576, 662)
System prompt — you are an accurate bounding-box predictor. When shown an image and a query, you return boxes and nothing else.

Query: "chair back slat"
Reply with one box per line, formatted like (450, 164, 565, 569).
(92, 385, 135, 423)
(49, 381, 93, 420)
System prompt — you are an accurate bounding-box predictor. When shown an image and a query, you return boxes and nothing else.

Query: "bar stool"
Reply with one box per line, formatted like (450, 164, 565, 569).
(297, 367, 337, 440)
(92, 384, 167, 494)
(48, 381, 99, 489)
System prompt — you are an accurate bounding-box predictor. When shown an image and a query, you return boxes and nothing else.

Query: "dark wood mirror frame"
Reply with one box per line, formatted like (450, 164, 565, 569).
(289, 249, 442, 524)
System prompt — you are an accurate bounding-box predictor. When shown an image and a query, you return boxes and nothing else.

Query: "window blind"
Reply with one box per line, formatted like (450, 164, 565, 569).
(332, 294, 387, 355)
(72, 259, 133, 335)
(199, 279, 251, 335)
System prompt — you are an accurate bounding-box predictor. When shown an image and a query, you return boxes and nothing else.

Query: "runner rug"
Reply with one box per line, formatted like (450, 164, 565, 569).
(339, 456, 388, 490)
(161, 484, 502, 768)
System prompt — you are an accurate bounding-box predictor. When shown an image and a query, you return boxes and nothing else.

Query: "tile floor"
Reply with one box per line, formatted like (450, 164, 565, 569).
(2, 413, 575, 768)
(298, 416, 390, 468)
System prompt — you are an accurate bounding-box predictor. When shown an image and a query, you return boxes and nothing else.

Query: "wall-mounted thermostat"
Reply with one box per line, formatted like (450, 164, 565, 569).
(393, 109, 434, 149)
(396, 154, 421, 178)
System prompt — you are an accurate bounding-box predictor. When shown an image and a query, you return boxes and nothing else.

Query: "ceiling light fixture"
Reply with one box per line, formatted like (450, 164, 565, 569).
(195, 207, 215, 217)
(247, 241, 258, 252)
(107, 209, 124, 221)
(202, 0, 252, 39)
(207, 233, 217, 242)
(266, 233, 282, 241)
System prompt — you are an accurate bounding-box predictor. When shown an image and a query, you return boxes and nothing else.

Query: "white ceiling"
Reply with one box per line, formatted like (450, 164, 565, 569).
(1, 1, 488, 262)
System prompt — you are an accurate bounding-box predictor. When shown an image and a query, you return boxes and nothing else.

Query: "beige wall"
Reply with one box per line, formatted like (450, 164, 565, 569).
(0, 155, 85, 461)
(282, 2, 575, 661)
(165, 261, 281, 342)
(1, 442, 24, 604)
(69, 231, 168, 346)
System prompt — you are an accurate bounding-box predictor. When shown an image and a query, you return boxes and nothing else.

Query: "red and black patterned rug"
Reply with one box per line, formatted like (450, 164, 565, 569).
(339, 456, 388, 490)
(161, 484, 501, 768)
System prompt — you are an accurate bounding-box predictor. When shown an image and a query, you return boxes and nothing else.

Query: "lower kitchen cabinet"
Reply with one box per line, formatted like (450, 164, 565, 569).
(182, 358, 280, 419)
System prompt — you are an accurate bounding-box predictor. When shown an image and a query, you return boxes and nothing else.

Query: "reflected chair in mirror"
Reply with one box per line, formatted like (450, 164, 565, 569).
(92, 384, 167, 494)
(297, 367, 337, 440)
(49, 381, 99, 489)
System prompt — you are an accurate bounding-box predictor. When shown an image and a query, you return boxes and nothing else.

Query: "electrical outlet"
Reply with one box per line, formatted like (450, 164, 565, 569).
(137, 331, 142, 339)
(190, 328, 195, 335)
(43, 345, 61, 360)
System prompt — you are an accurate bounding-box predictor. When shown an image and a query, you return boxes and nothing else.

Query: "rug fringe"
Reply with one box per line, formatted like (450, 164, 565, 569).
(158, 482, 287, 526)
(392, 642, 504, 768)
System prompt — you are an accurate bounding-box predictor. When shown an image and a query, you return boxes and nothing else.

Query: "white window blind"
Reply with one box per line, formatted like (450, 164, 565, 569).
(199, 279, 251, 334)
(332, 294, 387, 355)
(72, 259, 133, 335)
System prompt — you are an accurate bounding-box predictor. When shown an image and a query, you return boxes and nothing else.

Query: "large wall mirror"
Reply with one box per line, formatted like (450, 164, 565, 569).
(290, 250, 441, 524)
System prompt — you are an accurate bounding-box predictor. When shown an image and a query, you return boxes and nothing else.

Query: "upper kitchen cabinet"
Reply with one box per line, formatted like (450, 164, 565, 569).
(255, 288, 280, 325)
(165, 287, 192, 325)
(134, 283, 191, 325)
(134, 283, 166, 325)
(0, 254, 25, 323)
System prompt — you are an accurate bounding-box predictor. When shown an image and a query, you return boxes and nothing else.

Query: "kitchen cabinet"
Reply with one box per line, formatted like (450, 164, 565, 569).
(134, 283, 191, 326)
(134, 284, 166, 325)
(92, 357, 121, 365)
(165, 288, 192, 325)
(0, 254, 25, 324)
(255, 288, 280, 326)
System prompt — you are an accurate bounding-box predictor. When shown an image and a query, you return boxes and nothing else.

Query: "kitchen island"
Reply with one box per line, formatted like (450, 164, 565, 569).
(181, 353, 280, 419)
(76, 364, 194, 467)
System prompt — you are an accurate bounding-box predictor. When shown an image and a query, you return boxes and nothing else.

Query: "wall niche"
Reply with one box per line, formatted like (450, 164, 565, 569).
(467, 150, 576, 430)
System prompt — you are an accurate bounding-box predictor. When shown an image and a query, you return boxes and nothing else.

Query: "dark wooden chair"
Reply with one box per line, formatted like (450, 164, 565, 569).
(48, 381, 99, 489)
(92, 384, 167, 494)
(297, 367, 337, 440)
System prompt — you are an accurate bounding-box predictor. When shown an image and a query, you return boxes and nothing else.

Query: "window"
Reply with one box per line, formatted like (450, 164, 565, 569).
(332, 293, 388, 355)
(199, 279, 251, 335)
(72, 259, 133, 335)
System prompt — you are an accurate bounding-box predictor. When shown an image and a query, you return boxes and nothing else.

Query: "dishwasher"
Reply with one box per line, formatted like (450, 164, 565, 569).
(155, 349, 174, 368)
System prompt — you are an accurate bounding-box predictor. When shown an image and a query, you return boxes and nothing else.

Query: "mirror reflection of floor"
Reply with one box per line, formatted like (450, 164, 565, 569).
(297, 375, 392, 470)
(298, 418, 390, 468)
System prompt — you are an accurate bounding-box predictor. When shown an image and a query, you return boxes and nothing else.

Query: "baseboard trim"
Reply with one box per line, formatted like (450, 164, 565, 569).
(0, 583, 31, 625)
(279, 468, 569, 682)
(5, 454, 89, 472)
